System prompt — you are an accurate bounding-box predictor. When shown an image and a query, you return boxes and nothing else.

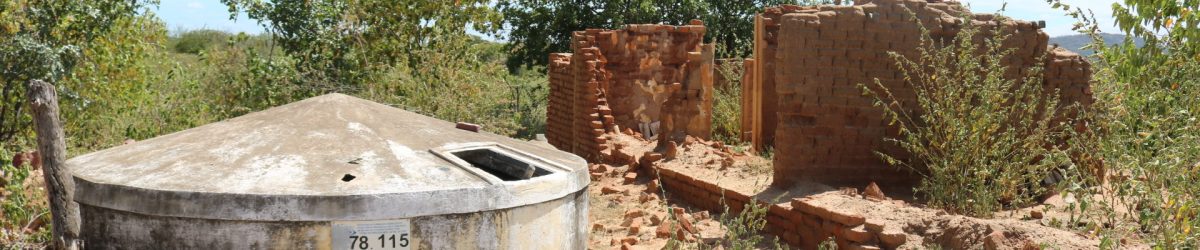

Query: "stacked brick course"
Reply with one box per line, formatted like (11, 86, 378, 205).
(656, 166, 905, 249)
(547, 53, 575, 151)
(546, 23, 715, 161)
(745, 0, 1095, 186)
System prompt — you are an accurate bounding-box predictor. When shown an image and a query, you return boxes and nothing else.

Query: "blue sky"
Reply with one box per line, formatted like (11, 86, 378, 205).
(155, 0, 263, 34)
(154, 0, 1120, 38)
(960, 0, 1120, 36)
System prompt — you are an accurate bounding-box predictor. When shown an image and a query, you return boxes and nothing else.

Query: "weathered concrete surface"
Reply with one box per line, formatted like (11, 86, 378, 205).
(68, 93, 590, 249)
(81, 190, 589, 250)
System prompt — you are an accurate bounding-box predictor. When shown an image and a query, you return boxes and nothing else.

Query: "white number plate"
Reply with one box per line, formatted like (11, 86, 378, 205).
(332, 219, 412, 250)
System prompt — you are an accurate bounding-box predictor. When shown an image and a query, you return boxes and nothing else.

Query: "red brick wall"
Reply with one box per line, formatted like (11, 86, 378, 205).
(656, 166, 901, 249)
(547, 53, 575, 152)
(748, 0, 1094, 186)
(546, 24, 715, 161)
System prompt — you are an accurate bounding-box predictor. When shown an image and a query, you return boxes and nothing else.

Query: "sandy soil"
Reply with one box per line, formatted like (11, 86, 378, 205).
(582, 131, 1140, 249)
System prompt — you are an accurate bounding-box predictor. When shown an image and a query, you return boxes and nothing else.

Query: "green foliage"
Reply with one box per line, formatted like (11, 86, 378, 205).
(862, 13, 1074, 217)
(498, 0, 839, 72)
(1110, 0, 1200, 55)
(206, 1, 547, 139)
(716, 198, 778, 249)
(362, 40, 550, 139)
(0, 0, 157, 143)
(171, 29, 230, 54)
(0, 149, 51, 249)
(1048, 0, 1200, 248)
(201, 32, 303, 116)
(58, 14, 220, 151)
(712, 61, 744, 145)
(219, 0, 503, 99)
(816, 237, 837, 250)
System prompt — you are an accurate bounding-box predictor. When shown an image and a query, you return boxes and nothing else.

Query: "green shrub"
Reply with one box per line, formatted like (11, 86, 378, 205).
(171, 29, 229, 54)
(0, 0, 154, 144)
(361, 39, 548, 139)
(1047, 0, 1200, 247)
(715, 195, 789, 250)
(712, 60, 744, 145)
(0, 149, 51, 249)
(861, 13, 1074, 217)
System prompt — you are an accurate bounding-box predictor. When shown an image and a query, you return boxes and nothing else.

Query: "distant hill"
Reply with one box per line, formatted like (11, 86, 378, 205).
(1049, 33, 1145, 56)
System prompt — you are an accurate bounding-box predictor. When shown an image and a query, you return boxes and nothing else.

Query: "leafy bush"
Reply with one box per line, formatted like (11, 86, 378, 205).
(220, 0, 503, 99)
(712, 60, 744, 145)
(715, 196, 789, 250)
(1047, 0, 1200, 247)
(171, 29, 229, 54)
(862, 13, 1074, 217)
(498, 0, 841, 71)
(362, 40, 548, 139)
(0, 149, 51, 249)
(0, 0, 154, 144)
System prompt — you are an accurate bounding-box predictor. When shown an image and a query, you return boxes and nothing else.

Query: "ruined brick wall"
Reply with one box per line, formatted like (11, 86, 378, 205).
(656, 166, 905, 249)
(546, 24, 715, 161)
(547, 53, 575, 152)
(748, 0, 1094, 186)
(740, 59, 757, 142)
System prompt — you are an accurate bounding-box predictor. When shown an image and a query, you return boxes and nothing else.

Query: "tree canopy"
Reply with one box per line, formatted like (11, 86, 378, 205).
(498, 0, 836, 72)
(0, 0, 156, 142)
(219, 0, 503, 96)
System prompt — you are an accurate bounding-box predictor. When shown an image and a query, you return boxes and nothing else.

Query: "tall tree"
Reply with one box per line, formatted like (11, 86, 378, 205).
(498, 0, 836, 72)
(0, 0, 155, 143)
(220, 0, 503, 96)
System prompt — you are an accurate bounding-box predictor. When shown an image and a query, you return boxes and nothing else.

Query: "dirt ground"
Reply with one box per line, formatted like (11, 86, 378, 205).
(582, 131, 1139, 249)
(584, 130, 803, 249)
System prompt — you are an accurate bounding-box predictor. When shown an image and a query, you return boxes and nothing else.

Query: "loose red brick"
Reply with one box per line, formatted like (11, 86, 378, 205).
(642, 152, 664, 162)
(678, 216, 696, 234)
(664, 141, 679, 160)
(628, 219, 643, 235)
(675, 227, 695, 242)
(649, 212, 667, 225)
(454, 122, 481, 132)
(655, 220, 676, 238)
(624, 209, 644, 219)
(864, 218, 885, 233)
(595, 164, 610, 173)
(623, 172, 638, 184)
(841, 225, 873, 243)
(601, 186, 623, 195)
(619, 236, 638, 245)
(646, 180, 661, 192)
(878, 229, 907, 249)
(983, 231, 1007, 250)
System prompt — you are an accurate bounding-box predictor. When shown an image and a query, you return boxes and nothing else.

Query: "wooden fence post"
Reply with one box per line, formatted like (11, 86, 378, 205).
(26, 80, 81, 250)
